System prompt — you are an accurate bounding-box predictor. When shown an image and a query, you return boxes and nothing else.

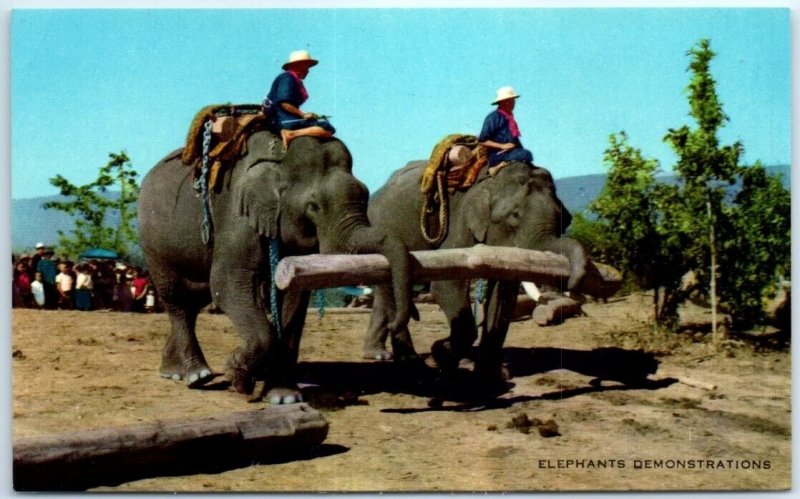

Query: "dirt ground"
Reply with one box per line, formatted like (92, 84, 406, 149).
(11, 292, 792, 492)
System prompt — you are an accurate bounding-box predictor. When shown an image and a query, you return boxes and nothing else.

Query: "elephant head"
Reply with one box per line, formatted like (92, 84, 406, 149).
(458, 162, 586, 291)
(232, 135, 412, 332)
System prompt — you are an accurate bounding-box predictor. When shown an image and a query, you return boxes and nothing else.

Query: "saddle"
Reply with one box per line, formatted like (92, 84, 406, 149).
(418, 134, 489, 245)
(182, 104, 284, 190)
(419, 134, 488, 196)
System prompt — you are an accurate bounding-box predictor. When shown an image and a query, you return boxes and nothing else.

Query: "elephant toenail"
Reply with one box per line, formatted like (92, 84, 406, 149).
(270, 395, 282, 405)
(200, 368, 211, 378)
(283, 395, 297, 404)
(188, 373, 199, 383)
(171, 374, 181, 381)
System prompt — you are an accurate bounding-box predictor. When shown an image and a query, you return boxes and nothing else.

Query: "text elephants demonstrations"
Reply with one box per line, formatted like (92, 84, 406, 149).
(537, 458, 772, 470)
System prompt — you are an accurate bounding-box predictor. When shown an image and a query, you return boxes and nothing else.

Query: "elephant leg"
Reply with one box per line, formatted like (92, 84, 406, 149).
(363, 285, 417, 362)
(211, 268, 274, 396)
(159, 303, 214, 387)
(430, 279, 478, 372)
(474, 279, 518, 393)
(150, 265, 214, 388)
(261, 288, 310, 405)
(362, 285, 393, 360)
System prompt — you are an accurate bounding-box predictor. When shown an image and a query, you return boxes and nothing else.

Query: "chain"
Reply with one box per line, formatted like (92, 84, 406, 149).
(193, 120, 214, 246)
(315, 289, 325, 320)
(472, 278, 487, 327)
(269, 238, 282, 340)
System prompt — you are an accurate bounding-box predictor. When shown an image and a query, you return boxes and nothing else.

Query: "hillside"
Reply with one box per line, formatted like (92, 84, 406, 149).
(11, 165, 790, 252)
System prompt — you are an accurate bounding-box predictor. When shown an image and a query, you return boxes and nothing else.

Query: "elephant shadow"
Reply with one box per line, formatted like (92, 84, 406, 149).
(296, 346, 675, 412)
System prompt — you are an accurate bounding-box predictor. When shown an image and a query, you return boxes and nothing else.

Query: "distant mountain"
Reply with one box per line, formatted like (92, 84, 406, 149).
(11, 165, 791, 252)
(554, 164, 790, 215)
(12, 192, 128, 252)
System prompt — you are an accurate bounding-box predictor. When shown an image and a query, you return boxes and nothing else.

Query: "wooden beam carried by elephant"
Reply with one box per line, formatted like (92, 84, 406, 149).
(274, 244, 622, 299)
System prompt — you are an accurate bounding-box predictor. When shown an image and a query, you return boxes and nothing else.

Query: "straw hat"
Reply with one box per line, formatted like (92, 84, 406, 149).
(282, 49, 319, 70)
(492, 86, 520, 104)
(35, 242, 45, 249)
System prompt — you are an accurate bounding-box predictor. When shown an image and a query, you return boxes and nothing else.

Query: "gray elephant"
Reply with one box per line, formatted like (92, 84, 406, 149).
(364, 160, 587, 391)
(138, 132, 412, 404)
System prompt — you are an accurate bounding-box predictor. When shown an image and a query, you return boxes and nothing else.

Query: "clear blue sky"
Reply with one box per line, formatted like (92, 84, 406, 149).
(7, 5, 791, 200)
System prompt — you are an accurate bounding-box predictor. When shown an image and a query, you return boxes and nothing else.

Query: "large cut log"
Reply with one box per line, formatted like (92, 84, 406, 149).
(13, 403, 328, 491)
(275, 244, 622, 298)
(532, 297, 583, 326)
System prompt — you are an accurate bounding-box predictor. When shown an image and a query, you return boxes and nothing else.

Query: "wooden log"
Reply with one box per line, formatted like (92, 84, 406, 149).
(13, 403, 328, 491)
(512, 294, 537, 321)
(532, 297, 583, 326)
(275, 245, 622, 298)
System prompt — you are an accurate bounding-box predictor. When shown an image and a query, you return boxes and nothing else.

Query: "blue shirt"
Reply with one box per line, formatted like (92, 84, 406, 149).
(266, 71, 307, 129)
(264, 71, 335, 134)
(479, 109, 524, 148)
(479, 109, 534, 166)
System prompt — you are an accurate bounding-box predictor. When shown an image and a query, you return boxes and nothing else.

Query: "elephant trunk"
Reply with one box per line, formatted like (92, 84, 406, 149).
(539, 235, 587, 292)
(321, 221, 412, 333)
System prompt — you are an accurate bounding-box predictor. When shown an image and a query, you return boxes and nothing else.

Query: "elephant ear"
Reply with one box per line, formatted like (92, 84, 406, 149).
(465, 188, 491, 243)
(233, 161, 285, 239)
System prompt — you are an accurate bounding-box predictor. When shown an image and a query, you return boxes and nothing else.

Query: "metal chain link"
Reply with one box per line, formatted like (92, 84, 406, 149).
(269, 238, 282, 340)
(198, 120, 214, 246)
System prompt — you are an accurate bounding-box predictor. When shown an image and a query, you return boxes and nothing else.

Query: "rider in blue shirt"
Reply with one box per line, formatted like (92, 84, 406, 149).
(479, 86, 534, 174)
(264, 50, 335, 148)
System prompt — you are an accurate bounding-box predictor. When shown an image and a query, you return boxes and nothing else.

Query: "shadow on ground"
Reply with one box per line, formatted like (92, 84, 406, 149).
(297, 346, 675, 413)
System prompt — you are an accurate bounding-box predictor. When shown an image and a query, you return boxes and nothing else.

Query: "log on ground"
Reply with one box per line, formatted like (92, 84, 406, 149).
(533, 297, 583, 327)
(275, 244, 622, 298)
(13, 403, 328, 491)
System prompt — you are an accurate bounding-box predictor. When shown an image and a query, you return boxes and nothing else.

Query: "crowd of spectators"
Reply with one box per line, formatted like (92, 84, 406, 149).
(11, 242, 156, 312)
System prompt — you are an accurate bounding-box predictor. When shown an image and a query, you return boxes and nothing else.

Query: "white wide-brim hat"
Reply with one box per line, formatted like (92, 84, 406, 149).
(282, 49, 319, 70)
(493, 86, 520, 104)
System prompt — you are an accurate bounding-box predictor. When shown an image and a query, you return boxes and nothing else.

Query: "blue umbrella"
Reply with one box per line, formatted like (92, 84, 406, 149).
(78, 247, 120, 260)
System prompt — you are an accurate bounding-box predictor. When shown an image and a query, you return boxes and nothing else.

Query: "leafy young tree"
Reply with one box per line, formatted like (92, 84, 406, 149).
(663, 39, 743, 340)
(586, 132, 690, 328)
(43, 151, 140, 259)
(580, 39, 790, 333)
(720, 162, 791, 329)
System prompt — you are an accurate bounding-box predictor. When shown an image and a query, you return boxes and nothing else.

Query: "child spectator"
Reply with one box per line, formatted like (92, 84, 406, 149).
(31, 272, 45, 308)
(55, 261, 75, 309)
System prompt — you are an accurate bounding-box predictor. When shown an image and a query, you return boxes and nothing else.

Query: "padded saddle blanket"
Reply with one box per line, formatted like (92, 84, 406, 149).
(182, 104, 284, 190)
(420, 134, 489, 195)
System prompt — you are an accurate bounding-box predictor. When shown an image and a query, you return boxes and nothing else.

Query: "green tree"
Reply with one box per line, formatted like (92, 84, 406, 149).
(720, 163, 791, 328)
(663, 39, 743, 340)
(43, 151, 140, 259)
(586, 132, 690, 328)
(581, 39, 790, 333)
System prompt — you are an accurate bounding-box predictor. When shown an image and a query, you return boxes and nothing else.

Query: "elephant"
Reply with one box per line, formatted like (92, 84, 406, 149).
(138, 132, 412, 404)
(363, 160, 587, 393)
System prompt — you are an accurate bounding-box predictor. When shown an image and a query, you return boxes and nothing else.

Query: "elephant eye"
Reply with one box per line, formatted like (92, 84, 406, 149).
(306, 201, 320, 215)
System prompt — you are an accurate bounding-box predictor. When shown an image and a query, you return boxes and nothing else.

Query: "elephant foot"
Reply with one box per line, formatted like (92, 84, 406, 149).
(264, 386, 304, 405)
(474, 362, 511, 397)
(430, 338, 462, 373)
(391, 336, 420, 364)
(362, 347, 393, 361)
(159, 360, 214, 388)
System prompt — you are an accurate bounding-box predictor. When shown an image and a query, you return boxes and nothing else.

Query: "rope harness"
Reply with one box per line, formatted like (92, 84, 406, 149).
(420, 168, 450, 245)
